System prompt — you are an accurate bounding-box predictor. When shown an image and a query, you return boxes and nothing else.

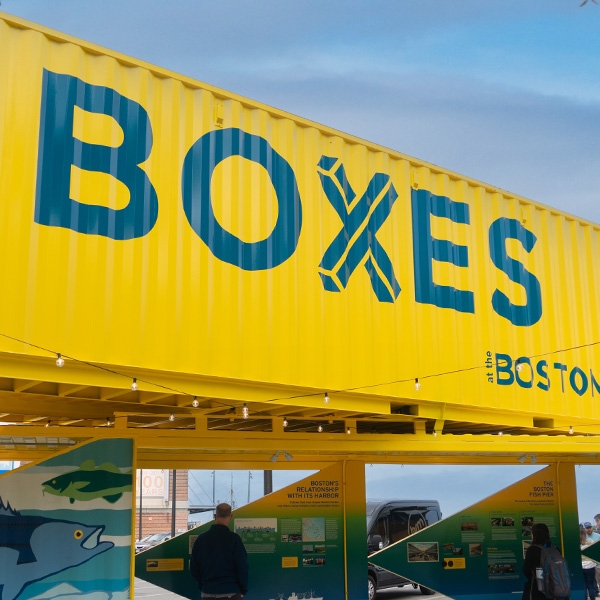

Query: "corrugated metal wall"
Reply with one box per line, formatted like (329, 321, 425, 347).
(1, 13, 599, 421)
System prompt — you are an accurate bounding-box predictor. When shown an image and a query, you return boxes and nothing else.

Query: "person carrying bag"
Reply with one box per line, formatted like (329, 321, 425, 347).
(522, 523, 570, 600)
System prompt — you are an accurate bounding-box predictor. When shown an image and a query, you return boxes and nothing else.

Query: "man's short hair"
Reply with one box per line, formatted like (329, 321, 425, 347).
(594, 514, 600, 521)
(215, 503, 232, 519)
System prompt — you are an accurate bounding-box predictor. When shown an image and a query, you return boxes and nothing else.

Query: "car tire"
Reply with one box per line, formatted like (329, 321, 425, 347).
(368, 576, 377, 600)
(419, 585, 435, 595)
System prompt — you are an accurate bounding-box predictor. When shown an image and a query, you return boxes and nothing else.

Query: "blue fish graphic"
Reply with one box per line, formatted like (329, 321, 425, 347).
(0, 498, 113, 600)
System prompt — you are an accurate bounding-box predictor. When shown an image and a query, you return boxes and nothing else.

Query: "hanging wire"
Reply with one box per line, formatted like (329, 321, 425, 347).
(1, 331, 599, 430)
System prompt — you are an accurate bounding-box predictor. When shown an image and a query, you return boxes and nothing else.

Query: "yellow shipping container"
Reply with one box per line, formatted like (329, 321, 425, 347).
(0, 12, 599, 427)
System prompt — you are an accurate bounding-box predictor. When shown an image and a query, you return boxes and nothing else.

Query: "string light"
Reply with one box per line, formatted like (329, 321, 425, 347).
(169, 412, 175, 422)
(414, 378, 421, 391)
(498, 431, 503, 436)
(433, 430, 437, 437)
(242, 403, 249, 419)
(45, 420, 50, 427)
(283, 417, 288, 428)
(106, 417, 111, 426)
(1, 331, 599, 408)
(317, 423, 323, 433)
(347, 426, 351, 434)
(192, 396, 199, 408)
(0, 331, 597, 407)
(4, 331, 600, 437)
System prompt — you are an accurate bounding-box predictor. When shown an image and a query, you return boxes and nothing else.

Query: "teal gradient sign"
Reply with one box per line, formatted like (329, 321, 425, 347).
(136, 462, 367, 600)
(370, 464, 581, 600)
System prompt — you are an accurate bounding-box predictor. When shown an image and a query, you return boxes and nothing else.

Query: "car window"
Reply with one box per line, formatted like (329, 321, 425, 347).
(373, 515, 390, 546)
(390, 509, 409, 543)
(425, 508, 440, 523)
(408, 511, 428, 535)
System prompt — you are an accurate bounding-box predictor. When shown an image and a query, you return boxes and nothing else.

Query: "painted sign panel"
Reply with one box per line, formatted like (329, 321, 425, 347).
(1, 13, 600, 420)
(135, 462, 367, 600)
(136, 470, 167, 499)
(369, 464, 581, 600)
(0, 438, 133, 600)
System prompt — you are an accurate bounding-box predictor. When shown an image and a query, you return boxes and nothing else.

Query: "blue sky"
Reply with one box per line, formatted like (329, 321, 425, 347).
(4, 1, 600, 524)
(188, 465, 596, 528)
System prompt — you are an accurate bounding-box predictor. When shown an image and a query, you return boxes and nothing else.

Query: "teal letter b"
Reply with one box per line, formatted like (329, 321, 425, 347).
(35, 70, 158, 240)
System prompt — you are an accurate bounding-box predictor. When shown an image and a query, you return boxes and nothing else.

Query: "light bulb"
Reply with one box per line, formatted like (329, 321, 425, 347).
(106, 417, 111, 426)
(516, 359, 523, 372)
(433, 430, 437, 437)
(45, 420, 50, 428)
(242, 403, 249, 419)
(415, 378, 421, 391)
(347, 426, 351, 434)
(192, 396, 199, 408)
(324, 392, 330, 404)
(498, 431, 503, 437)
(56, 353, 65, 368)
(169, 412, 175, 422)
(283, 417, 288, 428)
(131, 378, 138, 391)
(569, 425, 574, 435)
(317, 424, 323, 433)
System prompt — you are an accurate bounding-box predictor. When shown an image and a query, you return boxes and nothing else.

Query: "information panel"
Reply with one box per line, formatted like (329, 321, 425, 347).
(370, 464, 581, 600)
(136, 462, 367, 600)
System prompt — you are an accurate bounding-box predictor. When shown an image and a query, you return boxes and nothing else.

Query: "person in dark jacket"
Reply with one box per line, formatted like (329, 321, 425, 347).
(190, 503, 249, 600)
(522, 523, 554, 600)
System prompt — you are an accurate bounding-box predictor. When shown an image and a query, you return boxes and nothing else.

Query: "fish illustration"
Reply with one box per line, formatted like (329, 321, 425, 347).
(0, 498, 113, 600)
(41, 460, 132, 504)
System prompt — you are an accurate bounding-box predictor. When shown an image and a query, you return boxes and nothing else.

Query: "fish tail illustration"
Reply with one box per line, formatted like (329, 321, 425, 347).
(103, 494, 122, 504)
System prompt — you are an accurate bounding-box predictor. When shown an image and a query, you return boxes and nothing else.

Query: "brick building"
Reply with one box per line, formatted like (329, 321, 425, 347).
(135, 469, 189, 540)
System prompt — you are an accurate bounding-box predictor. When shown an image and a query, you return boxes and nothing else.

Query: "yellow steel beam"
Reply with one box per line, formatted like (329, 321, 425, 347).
(0, 352, 395, 414)
(0, 426, 599, 466)
(58, 383, 91, 397)
(1, 352, 600, 438)
(13, 379, 41, 393)
(409, 403, 534, 428)
(138, 391, 177, 405)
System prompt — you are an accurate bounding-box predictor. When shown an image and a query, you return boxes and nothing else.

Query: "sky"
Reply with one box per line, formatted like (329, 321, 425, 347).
(188, 465, 597, 529)
(3, 1, 600, 525)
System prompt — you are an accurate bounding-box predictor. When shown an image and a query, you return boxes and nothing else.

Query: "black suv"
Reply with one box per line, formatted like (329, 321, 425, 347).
(367, 499, 442, 598)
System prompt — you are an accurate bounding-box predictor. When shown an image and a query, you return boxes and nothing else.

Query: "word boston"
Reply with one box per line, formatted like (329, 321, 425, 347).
(493, 352, 600, 397)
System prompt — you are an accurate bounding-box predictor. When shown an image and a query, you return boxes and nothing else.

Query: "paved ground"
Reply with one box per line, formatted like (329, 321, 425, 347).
(135, 578, 186, 600)
(365, 587, 449, 599)
(134, 579, 450, 600)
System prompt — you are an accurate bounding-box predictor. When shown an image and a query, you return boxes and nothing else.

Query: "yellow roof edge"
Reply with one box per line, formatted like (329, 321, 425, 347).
(1, 10, 597, 229)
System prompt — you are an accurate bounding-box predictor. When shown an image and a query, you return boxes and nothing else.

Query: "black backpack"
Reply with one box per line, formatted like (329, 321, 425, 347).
(539, 544, 571, 599)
